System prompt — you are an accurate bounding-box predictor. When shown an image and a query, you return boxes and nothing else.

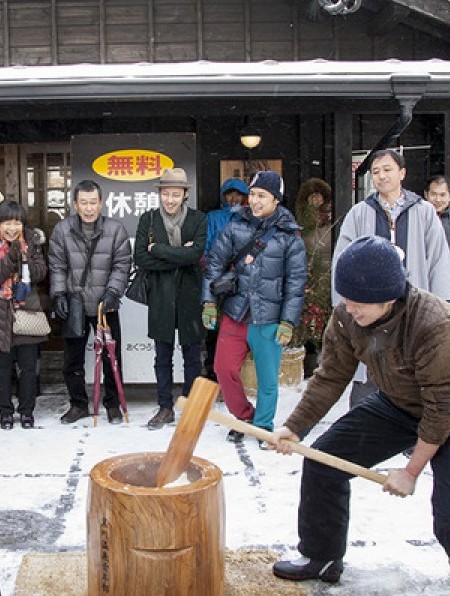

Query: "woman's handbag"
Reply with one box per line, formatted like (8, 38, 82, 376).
(61, 292, 86, 338)
(13, 309, 51, 336)
(125, 267, 149, 305)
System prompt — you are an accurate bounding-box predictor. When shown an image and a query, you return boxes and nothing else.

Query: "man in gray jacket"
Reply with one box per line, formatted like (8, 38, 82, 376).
(333, 149, 450, 406)
(49, 179, 131, 424)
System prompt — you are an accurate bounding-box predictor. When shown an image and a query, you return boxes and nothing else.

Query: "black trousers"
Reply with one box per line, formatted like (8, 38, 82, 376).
(0, 344, 38, 417)
(204, 328, 218, 374)
(63, 311, 122, 410)
(154, 340, 201, 409)
(297, 391, 450, 561)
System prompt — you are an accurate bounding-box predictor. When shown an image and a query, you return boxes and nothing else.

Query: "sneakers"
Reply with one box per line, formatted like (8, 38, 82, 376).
(106, 406, 123, 424)
(1, 415, 14, 430)
(20, 414, 34, 429)
(147, 407, 174, 430)
(60, 405, 90, 424)
(273, 556, 343, 583)
(226, 429, 244, 443)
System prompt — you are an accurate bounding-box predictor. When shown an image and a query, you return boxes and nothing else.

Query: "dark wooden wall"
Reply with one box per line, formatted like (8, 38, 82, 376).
(0, 0, 449, 67)
(0, 1, 448, 215)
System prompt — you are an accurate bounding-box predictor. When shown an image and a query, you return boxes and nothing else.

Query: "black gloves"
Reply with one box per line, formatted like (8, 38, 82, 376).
(102, 288, 121, 313)
(53, 293, 69, 320)
(8, 239, 22, 264)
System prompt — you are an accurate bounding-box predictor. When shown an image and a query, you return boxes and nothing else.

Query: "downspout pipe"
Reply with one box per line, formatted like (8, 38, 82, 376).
(354, 76, 428, 202)
(355, 98, 415, 202)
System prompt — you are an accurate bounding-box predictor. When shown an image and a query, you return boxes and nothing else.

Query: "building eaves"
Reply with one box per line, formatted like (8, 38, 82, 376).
(0, 60, 448, 102)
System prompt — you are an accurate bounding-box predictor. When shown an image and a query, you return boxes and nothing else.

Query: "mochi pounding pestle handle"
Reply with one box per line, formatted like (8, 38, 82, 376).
(175, 396, 387, 486)
(156, 377, 220, 488)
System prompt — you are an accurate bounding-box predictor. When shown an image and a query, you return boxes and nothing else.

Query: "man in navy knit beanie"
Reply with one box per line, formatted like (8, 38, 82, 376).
(270, 235, 450, 584)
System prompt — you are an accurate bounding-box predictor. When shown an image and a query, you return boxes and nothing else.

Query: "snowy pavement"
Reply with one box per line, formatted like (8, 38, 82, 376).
(1, 381, 449, 595)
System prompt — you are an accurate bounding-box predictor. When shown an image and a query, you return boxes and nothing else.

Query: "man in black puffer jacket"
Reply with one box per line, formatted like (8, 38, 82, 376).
(49, 179, 131, 425)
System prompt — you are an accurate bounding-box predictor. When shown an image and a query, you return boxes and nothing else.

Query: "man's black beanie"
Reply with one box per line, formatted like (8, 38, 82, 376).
(335, 236, 406, 303)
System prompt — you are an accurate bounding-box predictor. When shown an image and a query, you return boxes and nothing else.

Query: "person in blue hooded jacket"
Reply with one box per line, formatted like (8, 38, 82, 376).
(204, 178, 249, 257)
(202, 178, 249, 380)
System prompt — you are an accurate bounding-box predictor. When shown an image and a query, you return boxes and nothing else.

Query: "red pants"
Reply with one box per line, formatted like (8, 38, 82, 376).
(214, 314, 253, 422)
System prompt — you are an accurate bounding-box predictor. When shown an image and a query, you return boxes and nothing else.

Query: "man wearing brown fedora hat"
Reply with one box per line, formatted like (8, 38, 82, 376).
(155, 167, 191, 189)
(134, 167, 207, 429)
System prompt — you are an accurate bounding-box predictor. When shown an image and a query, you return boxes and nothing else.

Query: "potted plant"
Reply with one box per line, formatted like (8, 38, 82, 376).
(240, 179, 335, 393)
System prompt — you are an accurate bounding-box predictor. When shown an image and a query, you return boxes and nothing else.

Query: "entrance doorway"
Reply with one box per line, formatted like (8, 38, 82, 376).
(19, 143, 72, 247)
(20, 143, 72, 352)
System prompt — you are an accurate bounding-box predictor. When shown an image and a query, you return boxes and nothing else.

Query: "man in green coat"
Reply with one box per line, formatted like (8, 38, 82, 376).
(134, 168, 206, 429)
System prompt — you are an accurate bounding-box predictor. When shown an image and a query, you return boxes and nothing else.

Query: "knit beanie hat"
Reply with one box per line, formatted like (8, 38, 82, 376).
(335, 236, 406, 303)
(249, 171, 284, 201)
(220, 178, 249, 196)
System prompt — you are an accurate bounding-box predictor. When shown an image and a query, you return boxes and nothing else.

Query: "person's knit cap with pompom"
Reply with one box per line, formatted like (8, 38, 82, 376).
(335, 235, 406, 303)
(249, 171, 284, 201)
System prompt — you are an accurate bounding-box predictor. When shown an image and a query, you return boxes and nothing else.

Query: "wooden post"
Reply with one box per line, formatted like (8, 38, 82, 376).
(4, 144, 19, 202)
(87, 452, 225, 596)
(333, 111, 353, 244)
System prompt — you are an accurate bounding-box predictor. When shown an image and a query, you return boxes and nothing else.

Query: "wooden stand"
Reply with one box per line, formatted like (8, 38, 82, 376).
(87, 452, 225, 595)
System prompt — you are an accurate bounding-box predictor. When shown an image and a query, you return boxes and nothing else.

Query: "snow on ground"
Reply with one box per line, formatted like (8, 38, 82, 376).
(0, 381, 449, 595)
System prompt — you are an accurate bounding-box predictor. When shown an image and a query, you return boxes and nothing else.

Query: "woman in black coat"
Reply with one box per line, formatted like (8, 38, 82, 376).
(134, 168, 206, 430)
(0, 201, 48, 430)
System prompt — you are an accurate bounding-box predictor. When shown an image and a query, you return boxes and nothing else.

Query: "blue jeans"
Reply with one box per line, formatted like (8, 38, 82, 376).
(297, 391, 450, 561)
(154, 340, 201, 409)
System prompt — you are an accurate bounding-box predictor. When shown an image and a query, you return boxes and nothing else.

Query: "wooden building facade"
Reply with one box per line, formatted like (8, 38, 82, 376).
(0, 0, 449, 246)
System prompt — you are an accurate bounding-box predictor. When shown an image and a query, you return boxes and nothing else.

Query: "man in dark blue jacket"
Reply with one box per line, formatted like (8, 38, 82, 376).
(202, 171, 307, 447)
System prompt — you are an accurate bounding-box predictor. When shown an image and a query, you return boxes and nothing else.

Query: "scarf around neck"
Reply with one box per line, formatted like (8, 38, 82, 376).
(159, 202, 188, 246)
(0, 234, 27, 301)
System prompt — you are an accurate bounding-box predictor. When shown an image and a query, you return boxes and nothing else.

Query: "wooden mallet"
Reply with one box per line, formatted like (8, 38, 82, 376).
(174, 388, 387, 486)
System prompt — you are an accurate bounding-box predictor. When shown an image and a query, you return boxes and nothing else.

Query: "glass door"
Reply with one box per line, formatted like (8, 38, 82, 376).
(20, 143, 72, 351)
(20, 143, 72, 245)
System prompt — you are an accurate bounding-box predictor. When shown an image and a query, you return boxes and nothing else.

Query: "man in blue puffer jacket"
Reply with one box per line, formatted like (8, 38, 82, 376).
(202, 171, 307, 447)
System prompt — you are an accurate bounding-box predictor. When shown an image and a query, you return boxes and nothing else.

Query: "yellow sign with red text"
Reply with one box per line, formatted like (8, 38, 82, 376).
(92, 149, 174, 181)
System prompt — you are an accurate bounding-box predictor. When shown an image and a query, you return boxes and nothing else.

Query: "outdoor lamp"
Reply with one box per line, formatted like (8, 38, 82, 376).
(240, 126, 262, 149)
(318, 0, 361, 15)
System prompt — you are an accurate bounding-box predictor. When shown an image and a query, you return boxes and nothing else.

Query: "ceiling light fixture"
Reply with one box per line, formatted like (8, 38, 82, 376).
(240, 126, 262, 149)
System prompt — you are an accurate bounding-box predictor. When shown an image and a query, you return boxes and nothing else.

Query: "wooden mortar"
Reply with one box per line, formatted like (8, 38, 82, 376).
(87, 452, 225, 595)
